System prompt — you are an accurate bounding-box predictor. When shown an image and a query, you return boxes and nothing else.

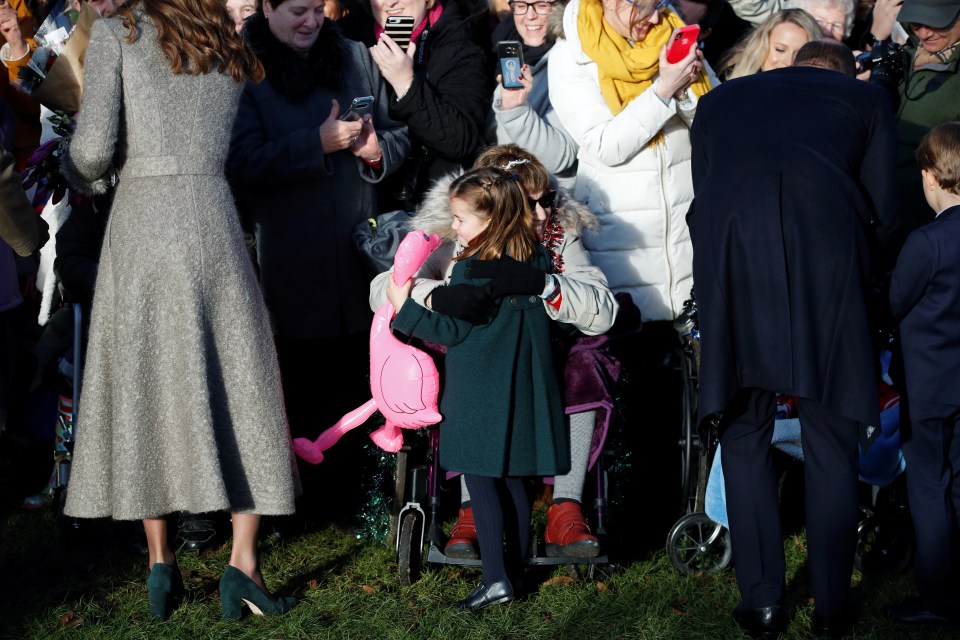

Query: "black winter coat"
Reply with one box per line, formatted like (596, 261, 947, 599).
(688, 66, 899, 433)
(338, 0, 493, 205)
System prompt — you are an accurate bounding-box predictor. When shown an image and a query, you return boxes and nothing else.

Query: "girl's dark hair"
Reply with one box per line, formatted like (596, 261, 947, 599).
(450, 167, 538, 262)
(117, 0, 265, 83)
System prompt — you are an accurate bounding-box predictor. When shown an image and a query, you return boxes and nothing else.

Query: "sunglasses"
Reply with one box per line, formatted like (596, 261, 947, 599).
(527, 190, 557, 210)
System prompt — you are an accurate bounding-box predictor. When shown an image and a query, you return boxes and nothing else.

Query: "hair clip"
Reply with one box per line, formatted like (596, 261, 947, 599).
(503, 158, 531, 170)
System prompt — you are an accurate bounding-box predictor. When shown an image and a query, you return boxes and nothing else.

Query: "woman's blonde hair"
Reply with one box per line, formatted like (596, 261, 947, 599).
(450, 167, 538, 263)
(717, 8, 822, 79)
(117, 0, 264, 83)
(473, 144, 551, 201)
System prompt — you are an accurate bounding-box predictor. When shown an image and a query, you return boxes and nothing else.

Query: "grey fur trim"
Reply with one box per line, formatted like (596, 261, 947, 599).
(550, 0, 567, 40)
(60, 150, 112, 197)
(409, 169, 598, 238)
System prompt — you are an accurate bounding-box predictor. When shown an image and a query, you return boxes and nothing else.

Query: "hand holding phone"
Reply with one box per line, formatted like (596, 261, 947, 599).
(340, 95, 375, 122)
(665, 25, 700, 64)
(497, 40, 524, 90)
(384, 15, 415, 50)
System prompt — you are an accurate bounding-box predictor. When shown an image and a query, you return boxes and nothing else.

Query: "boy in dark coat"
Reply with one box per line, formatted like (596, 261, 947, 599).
(886, 121, 960, 630)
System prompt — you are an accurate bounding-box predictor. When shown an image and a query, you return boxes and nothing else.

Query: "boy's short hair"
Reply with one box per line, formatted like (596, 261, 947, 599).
(916, 122, 960, 195)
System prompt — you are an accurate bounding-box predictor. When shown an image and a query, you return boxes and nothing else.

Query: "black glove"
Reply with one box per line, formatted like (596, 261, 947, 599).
(464, 255, 546, 297)
(429, 283, 498, 325)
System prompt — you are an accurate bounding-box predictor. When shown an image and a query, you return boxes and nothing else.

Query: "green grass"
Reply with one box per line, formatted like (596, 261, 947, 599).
(0, 506, 951, 640)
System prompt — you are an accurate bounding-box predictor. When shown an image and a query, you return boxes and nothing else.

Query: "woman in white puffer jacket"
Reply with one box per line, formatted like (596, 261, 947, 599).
(548, 0, 715, 322)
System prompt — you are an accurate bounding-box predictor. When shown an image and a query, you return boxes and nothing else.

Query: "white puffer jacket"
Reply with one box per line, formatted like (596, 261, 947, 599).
(548, 0, 698, 322)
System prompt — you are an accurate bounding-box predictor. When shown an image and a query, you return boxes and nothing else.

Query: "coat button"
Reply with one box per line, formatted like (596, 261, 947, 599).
(510, 297, 518, 305)
(528, 295, 537, 303)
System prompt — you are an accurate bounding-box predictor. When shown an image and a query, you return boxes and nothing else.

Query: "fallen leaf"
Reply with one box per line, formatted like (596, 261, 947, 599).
(361, 585, 377, 594)
(670, 607, 686, 617)
(307, 579, 319, 590)
(596, 582, 609, 592)
(57, 611, 83, 629)
(543, 575, 575, 588)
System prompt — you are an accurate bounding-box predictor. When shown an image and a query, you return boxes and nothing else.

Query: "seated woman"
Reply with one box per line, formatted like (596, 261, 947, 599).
(338, 0, 493, 209)
(716, 8, 822, 79)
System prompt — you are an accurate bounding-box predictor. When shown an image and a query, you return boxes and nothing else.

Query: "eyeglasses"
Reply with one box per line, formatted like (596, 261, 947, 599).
(508, 1, 555, 16)
(622, 0, 669, 20)
(814, 17, 845, 36)
(527, 190, 557, 210)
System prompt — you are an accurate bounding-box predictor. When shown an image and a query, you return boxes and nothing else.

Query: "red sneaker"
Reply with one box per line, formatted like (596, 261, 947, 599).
(444, 507, 479, 559)
(545, 502, 600, 558)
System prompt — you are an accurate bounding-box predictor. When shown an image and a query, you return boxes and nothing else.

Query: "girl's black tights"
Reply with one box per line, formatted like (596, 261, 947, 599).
(463, 475, 530, 585)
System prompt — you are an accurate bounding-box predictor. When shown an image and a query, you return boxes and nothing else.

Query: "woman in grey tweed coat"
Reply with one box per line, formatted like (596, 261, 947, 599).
(62, 0, 299, 620)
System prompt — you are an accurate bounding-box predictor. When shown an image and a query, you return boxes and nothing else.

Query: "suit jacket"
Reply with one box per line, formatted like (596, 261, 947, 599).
(889, 204, 960, 406)
(687, 66, 898, 430)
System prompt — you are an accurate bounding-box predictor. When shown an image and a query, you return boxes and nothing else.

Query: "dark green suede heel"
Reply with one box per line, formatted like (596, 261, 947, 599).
(146, 562, 184, 621)
(219, 565, 296, 620)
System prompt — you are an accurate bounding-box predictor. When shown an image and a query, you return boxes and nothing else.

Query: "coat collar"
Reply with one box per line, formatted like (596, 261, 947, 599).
(243, 11, 346, 102)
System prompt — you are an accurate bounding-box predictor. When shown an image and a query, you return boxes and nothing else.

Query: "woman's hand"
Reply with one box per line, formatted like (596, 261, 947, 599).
(350, 114, 383, 163)
(498, 64, 534, 110)
(386, 274, 413, 311)
(655, 44, 702, 102)
(0, 1, 28, 60)
(319, 99, 363, 154)
(370, 34, 416, 99)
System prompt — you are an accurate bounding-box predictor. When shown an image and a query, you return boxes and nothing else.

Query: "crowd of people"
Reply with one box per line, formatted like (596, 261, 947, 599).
(0, 0, 959, 636)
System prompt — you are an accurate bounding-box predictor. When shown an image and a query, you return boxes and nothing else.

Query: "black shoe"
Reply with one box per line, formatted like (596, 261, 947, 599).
(732, 603, 787, 639)
(454, 579, 514, 611)
(885, 596, 960, 629)
(812, 610, 850, 639)
(177, 512, 221, 553)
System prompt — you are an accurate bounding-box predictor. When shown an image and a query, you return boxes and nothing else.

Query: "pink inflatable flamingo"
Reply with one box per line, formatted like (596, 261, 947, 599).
(293, 230, 443, 464)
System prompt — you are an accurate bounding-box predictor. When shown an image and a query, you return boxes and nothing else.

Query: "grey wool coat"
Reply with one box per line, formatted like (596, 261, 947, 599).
(63, 15, 299, 520)
(391, 247, 571, 478)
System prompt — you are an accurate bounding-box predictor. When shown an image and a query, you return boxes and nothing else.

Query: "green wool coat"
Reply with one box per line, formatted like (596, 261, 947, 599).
(392, 247, 571, 478)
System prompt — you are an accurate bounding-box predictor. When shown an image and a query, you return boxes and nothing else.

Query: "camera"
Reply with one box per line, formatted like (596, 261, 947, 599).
(857, 40, 905, 108)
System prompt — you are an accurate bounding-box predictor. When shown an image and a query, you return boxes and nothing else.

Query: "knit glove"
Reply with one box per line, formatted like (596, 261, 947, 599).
(465, 255, 546, 297)
(429, 283, 498, 325)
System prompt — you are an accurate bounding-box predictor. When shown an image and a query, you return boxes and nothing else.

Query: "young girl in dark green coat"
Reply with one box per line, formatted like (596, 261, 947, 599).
(387, 166, 570, 610)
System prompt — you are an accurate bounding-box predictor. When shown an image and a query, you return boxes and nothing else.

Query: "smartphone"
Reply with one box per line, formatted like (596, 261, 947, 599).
(497, 40, 524, 90)
(384, 15, 416, 50)
(665, 24, 701, 64)
(340, 95, 374, 122)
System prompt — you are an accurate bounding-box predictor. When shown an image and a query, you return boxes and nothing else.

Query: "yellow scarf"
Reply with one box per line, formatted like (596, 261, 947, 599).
(578, 0, 712, 116)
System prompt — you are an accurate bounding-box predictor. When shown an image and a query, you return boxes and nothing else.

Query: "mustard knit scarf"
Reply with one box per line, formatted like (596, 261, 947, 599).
(578, 0, 711, 116)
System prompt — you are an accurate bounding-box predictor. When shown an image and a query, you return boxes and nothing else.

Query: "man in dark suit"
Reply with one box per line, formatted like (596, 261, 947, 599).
(687, 40, 898, 639)
(886, 121, 960, 630)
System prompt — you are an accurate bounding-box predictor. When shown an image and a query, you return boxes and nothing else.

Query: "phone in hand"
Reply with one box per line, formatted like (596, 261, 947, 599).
(384, 15, 416, 50)
(665, 24, 701, 64)
(497, 40, 524, 90)
(340, 95, 375, 122)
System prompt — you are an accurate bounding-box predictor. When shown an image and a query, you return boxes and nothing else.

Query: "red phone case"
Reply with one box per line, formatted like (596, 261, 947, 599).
(665, 25, 700, 64)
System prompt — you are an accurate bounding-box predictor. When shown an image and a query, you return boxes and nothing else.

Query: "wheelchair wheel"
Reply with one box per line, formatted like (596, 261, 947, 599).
(666, 512, 732, 575)
(855, 511, 914, 577)
(397, 510, 424, 585)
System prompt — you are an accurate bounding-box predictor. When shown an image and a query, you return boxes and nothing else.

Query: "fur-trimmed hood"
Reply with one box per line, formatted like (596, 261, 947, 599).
(243, 11, 346, 102)
(407, 170, 598, 245)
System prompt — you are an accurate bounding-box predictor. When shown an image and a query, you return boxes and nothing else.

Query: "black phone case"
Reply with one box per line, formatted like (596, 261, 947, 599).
(497, 41, 524, 90)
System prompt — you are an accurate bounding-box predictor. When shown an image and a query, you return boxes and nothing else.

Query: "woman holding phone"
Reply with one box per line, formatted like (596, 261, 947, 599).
(490, 0, 580, 191)
(548, 0, 714, 493)
(338, 0, 493, 208)
(227, 0, 409, 524)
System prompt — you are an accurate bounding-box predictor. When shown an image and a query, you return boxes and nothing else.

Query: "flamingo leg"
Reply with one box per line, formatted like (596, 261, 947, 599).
(370, 422, 404, 453)
(293, 399, 379, 464)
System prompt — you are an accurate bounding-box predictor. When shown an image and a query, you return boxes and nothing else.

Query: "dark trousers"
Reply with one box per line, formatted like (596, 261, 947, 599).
(901, 397, 960, 608)
(720, 388, 859, 617)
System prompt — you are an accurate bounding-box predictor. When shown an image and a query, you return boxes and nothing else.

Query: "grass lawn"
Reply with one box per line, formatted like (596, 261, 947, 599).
(0, 493, 951, 640)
